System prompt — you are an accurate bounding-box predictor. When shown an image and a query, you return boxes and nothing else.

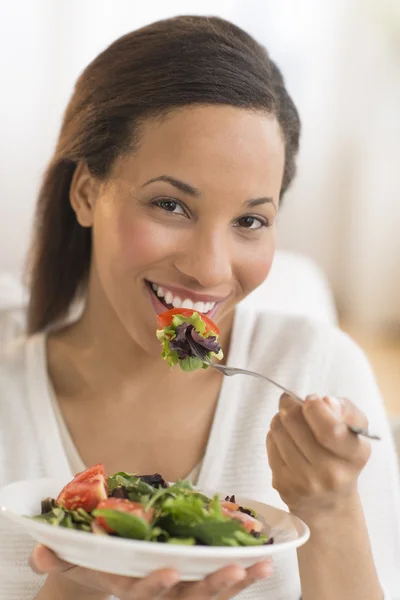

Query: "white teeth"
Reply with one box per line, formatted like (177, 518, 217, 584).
(181, 298, 195, 309)
(151, 283, 217, 312)
(172, 296, 182, 308)
(193, 301, 205, 313)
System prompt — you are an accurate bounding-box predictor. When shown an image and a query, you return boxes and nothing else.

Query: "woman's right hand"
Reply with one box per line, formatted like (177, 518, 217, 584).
(31, 544, 272, 600)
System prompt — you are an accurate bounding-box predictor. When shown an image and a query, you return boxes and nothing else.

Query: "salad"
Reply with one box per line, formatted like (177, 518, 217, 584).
(33, 464, 273, 547)
(156, 308, 223, 372)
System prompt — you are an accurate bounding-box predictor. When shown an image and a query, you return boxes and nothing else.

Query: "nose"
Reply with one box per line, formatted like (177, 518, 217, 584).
(174, 226, 233, 288)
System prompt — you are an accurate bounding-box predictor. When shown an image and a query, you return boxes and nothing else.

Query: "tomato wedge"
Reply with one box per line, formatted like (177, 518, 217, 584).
(74, 463, 106, 484)
(94, 498, 154, 533)
(56, 464, 108, 512)
(157, 308, 219, 336)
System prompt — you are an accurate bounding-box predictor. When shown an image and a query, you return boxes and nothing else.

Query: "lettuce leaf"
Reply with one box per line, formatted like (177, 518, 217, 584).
(92, 508, 150, 539)
(108, 473, 157, 500)
(156, 312, 223, 371)
(157, 495, 267, 546)
(32, 505, 93, 532)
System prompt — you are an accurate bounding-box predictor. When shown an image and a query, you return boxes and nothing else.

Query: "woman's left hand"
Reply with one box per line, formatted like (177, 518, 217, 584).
(266, 394, 372, 520)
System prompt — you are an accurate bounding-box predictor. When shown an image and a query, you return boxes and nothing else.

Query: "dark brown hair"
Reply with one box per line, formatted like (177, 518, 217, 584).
(27, 15, 301, 334)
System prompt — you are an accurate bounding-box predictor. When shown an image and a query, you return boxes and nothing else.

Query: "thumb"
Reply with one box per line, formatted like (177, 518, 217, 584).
(29, 544, 74, 575)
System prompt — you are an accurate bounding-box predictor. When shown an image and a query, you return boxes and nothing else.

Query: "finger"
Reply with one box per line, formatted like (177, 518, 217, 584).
(267, 430, 293, 495)
(279, 394, 325, 464)
(187, 565, 247, 599)
(303, 395, 371, 464)
(29, 545, 74, 575)
(117, 568, 180, 599)
(266, 429, 287, 469)
(335, 396, 369, 429)
(269, 413, 310, 470)
(29, 544, 180, 598)
(217, 560, 273, 600)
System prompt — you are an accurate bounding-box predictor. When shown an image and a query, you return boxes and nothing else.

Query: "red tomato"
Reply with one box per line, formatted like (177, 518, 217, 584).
(157, 308, 219, 336)
(74, 463, 106, 484)
(94, 498, 154, 533)
(56, 464, 108, 512)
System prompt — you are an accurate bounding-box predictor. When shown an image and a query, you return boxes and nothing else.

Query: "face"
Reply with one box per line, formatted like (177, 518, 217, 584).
(71, 105, 285, 356)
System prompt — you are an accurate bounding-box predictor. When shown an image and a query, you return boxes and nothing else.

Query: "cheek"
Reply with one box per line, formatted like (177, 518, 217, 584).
(114, 213, 178, 271)
(236, 235, 276, 294)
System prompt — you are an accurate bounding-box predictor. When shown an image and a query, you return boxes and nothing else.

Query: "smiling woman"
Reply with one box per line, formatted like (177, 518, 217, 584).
(0, 13, 399, 600)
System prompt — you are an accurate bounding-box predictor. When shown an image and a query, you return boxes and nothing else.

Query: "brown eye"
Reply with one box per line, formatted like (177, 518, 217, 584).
(155, 199, 185, 215)
(236, 215, 267, 230)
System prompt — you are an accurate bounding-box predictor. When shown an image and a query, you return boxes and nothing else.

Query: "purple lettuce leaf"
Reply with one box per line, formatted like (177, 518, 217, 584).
(169, 324, 221, 360)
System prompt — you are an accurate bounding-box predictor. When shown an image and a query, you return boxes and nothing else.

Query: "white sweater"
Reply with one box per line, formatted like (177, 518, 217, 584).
(0, 306, 399, 600)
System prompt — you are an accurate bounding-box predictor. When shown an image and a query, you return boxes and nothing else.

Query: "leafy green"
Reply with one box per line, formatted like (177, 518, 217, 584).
(158, 494, 267, 547)
(178, 356, 207, 372)
(145, 480, 194, 510)
(107, 472, 157, 500)
(156, 312, 223, 371)
(92, 509, 150, 539)
(168, 537, 196, 545)
(33, 469, 270, 547)
(33, 505, 94, 532)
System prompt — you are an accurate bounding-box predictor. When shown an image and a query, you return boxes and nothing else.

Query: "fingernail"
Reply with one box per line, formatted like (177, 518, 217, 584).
(306, 394, 320, 402)
(323, 395, 342, 417)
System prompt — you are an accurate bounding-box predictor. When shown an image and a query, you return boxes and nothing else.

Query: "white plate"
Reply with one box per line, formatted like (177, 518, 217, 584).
(0, 478, 310, 580)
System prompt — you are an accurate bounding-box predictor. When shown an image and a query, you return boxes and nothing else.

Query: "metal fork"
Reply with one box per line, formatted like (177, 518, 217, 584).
(190, 342, 380, 441)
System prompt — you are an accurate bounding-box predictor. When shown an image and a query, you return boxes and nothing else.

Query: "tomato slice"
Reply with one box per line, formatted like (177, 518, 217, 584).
(157, 308, 219, 336)
(73, 463, 106, 484)
(56, 464, 108, 512)
(57, 478, 108, 512)
(94, 498, 154, 533)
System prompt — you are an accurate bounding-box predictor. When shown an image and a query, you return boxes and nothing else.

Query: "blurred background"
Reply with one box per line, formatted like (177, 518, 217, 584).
(0, 0, 399, 414)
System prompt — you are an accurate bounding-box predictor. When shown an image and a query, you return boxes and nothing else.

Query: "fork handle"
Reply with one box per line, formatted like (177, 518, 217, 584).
(212, 364, 304, 403)
(211, 364, 381, 441)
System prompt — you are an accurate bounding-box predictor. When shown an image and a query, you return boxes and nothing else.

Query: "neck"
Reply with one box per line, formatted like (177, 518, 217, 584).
(48, 289, 235, 404)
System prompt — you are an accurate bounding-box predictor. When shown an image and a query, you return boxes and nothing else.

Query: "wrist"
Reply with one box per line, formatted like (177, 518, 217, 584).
(292, 490, 363, 533)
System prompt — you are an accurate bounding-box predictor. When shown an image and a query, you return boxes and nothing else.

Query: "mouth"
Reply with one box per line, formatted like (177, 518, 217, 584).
(145, 280, 222, 319)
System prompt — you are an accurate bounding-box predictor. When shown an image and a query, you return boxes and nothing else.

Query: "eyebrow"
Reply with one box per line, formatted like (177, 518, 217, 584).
(142, 175, 201, 197)
(142, 175, 277, 210)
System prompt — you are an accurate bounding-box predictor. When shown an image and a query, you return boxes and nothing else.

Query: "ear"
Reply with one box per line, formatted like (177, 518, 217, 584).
(70, 162, 99, 227)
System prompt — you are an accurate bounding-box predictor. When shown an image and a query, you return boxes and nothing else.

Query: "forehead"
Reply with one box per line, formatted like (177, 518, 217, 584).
(113, 105, 285, 199)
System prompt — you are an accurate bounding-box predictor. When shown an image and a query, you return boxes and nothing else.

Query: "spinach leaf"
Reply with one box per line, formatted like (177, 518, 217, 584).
(92, 509, 150, 540)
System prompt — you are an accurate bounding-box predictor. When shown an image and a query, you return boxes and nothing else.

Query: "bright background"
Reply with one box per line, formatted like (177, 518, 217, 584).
(1, 0, 399, 408)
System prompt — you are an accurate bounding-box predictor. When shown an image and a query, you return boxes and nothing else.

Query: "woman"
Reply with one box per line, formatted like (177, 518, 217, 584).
(0, 15, 399, 600)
